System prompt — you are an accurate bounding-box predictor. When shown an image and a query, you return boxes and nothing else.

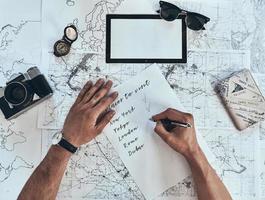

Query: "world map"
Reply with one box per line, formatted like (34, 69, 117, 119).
(0, 0, 265, 199)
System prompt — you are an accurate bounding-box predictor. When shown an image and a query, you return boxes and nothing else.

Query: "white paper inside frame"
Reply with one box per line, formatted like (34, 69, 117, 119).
(110, 18, 183, 59)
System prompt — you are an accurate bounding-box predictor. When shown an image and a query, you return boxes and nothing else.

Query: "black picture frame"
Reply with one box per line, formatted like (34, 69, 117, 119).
(106, 14, 187, 64)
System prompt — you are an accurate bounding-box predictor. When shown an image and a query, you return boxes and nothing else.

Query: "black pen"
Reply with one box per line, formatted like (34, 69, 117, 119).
(150, 118, 192, 132)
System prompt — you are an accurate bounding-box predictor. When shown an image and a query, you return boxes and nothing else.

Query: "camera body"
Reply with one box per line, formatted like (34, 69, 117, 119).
(0, 67, 53, 120)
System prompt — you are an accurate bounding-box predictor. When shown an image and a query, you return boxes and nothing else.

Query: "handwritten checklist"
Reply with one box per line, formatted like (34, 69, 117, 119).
(104, 64, 212, 200)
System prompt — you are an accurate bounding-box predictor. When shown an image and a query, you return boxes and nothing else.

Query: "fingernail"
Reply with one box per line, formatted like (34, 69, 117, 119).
(106, 80, 113, 86)
(86, 80, 91, 84)
(98, 78, 104, 83)
(103, 81, 112, 89)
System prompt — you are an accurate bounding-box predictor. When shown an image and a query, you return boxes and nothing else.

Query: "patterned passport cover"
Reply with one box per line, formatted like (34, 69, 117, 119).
(217, 69, 265, 131)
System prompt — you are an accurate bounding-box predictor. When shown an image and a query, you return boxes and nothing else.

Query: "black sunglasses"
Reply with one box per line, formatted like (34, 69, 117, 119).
(157, 1, 210, 31)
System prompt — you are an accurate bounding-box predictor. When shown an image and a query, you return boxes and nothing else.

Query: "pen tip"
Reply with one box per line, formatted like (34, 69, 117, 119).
(149, 118, 155, 122)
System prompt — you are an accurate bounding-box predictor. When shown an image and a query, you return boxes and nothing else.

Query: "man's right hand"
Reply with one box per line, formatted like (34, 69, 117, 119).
(153, 108, 233, 200)
(152, 108, 200, 158)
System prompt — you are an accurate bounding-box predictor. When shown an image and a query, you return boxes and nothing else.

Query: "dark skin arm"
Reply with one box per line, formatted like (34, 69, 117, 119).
(18, 80, 232, 200)
(18, 79, 118, 200)
(152, 108, 232, 200)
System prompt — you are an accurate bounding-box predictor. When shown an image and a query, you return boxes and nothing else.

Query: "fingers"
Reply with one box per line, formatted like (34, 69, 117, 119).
(87, 80, 113, 107)
(74, 81, 93, 104)
(154, 122, 172, 143)
(81, 78, 105, 104)
(96, 110, 116, 132)
(152, 108, 192, 123)
(94, 92, 119, 115)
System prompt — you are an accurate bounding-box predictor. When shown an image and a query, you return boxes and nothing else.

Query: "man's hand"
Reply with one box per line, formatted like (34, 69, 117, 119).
(18, 79, 118, 200)
(153, 108, 233, 200)
(152, 108, 199, 158)
(62, 79, 118, 147)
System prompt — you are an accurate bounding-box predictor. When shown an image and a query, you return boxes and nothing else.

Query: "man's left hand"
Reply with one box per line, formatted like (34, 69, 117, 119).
(62, 79, 118, 147)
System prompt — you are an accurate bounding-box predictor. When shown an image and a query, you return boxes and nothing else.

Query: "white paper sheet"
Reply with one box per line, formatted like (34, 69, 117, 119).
(104, 64, 214, 200)
(110, 18, 183, 59)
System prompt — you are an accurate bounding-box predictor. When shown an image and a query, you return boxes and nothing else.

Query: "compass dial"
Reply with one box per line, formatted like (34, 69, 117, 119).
(54, 40, 71, 57)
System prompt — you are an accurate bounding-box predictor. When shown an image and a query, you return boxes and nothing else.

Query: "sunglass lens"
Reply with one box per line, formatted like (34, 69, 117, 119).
(160, 1, 181, 21)
(186, 13, 210, 31)
(160, 8, 179, 21)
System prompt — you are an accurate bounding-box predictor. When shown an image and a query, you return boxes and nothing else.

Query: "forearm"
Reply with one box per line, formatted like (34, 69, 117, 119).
(18, 145, 71, 200)
(185, 146, 232, 200)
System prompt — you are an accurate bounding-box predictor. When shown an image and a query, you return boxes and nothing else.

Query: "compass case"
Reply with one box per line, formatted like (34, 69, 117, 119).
(216, 69, 265, 131)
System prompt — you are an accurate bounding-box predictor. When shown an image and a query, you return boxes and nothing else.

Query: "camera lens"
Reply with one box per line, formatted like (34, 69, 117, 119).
(4, 82, 28, 106)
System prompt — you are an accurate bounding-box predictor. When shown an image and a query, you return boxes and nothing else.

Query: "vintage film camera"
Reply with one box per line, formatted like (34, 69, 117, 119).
(0, 67, 53, 119)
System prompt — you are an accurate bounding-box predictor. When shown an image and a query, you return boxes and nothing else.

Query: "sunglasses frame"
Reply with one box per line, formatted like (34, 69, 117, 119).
(157, 1, 210, 31)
